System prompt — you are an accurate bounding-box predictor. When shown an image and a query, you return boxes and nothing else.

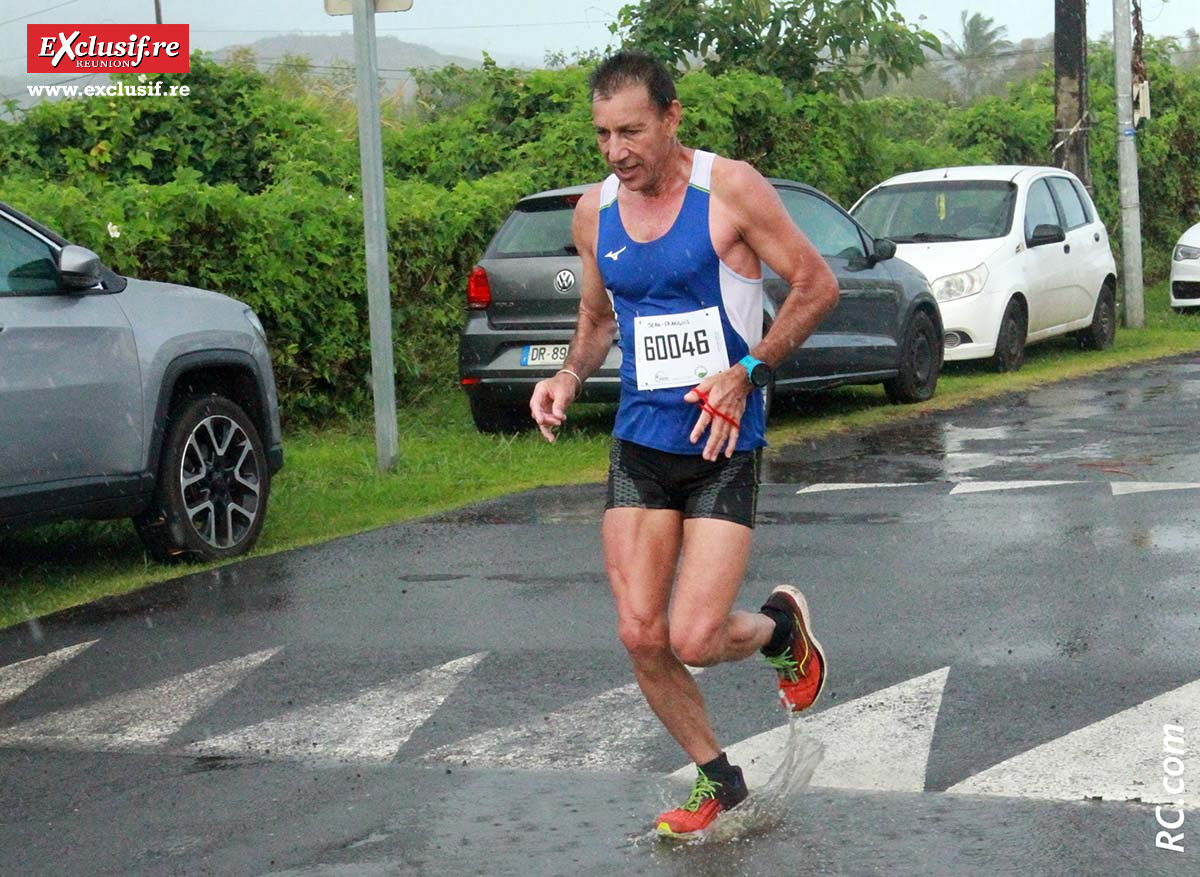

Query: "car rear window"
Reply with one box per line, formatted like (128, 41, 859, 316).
(853, 180, 1016, 243)
(488, 197, 579, 258)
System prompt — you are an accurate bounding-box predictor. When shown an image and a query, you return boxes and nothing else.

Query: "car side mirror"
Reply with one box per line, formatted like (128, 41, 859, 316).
(873, 238, 897, 262)
(59, 244, 103, 290)
(1028, 224, 1066, 248)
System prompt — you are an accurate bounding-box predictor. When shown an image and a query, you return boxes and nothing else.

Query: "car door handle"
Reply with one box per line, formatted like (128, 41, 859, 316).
(1063, 244, 1071, 254)
(1094, 232, 1101, 242)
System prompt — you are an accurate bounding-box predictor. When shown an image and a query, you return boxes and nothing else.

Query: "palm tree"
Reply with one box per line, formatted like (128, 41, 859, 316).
(942, 10, 1013, 101)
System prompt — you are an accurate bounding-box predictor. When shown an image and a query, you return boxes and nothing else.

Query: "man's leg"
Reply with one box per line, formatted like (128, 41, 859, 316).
(669, 516, 775, 668)
(603, 506, 725, 765)
(603, 509, 776, 765)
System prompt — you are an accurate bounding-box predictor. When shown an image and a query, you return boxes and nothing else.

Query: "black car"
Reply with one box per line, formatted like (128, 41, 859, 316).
(459, 180, 942, 433)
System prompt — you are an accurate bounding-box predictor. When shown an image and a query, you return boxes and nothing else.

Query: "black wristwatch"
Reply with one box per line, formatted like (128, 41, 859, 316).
(738, 354, 772, 388)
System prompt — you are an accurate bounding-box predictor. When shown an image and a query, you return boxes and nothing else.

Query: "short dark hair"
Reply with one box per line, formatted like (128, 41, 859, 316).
(588, 50, 676, 113)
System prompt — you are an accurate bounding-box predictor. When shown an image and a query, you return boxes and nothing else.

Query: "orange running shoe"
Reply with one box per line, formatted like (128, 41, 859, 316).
(655, 765, 748, 838)
(762, 585, 827, 713)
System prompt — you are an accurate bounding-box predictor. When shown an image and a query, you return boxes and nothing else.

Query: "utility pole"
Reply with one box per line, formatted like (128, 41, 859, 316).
(325, 0, 412, 471)
(1053, 0, 1090, 187)
(1112, 0, 1145, 327)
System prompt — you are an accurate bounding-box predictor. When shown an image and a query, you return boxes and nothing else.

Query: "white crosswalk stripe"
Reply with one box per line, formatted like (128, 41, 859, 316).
(0, 641, 96, 707)
(793, 481, 1200, 497)
(669, 668, 950, 792)
(947, 675, 1200, 806)
(187, 653, 485, 763)
(423, 669, 703, 770)
(795, 483, 922, 494)
(949, 480, 1081, 495)
(1110, 481, 1200, 496)
(0, 649, 278, 752)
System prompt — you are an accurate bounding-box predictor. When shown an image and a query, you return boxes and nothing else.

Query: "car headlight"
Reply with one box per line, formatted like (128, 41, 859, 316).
(244, 308, 267, 341)
(930, 264, 989, 302)
(1174, 244, 1200, 261)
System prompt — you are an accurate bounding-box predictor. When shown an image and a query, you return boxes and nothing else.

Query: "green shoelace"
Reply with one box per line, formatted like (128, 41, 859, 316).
(682, 770, 721, 812)
(764, 616, 810, 683)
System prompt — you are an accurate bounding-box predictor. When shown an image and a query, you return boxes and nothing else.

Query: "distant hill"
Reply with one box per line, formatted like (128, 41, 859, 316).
(214, 33, 483, 75)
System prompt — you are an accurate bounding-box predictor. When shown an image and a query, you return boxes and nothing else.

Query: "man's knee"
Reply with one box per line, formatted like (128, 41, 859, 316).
(617, 615, 670, 661)
(670, 622, 722, 667)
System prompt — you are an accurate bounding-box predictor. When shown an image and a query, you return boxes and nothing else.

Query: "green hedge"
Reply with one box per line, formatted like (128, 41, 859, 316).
(1, 44, 1197, 425)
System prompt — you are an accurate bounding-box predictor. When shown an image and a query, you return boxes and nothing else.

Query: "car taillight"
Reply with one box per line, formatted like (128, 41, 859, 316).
(467, 266, 491, 309)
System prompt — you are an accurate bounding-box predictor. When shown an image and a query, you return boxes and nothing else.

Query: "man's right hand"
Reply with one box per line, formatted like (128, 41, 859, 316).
(530, 371, 580, 442)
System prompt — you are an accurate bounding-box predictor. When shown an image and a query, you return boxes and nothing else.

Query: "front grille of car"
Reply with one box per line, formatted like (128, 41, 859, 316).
(1173, 281, 1200, 300)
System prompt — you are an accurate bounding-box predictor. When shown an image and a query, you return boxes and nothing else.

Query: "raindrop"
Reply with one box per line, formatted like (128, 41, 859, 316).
(22, 605, 44, 643)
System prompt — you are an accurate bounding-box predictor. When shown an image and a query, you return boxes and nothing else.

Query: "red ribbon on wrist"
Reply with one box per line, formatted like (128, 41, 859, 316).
(692, 388, 740, 430)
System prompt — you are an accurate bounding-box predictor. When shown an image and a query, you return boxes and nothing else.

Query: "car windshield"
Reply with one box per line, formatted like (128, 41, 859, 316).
(852, 180, 1017, 243)
(489, 197, 578, 258)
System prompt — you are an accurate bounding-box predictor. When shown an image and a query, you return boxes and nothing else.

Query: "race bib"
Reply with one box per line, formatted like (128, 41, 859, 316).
(633, 307, 729, 391)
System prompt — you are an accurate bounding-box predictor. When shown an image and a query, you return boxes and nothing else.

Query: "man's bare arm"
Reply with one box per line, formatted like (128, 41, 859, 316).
(685, 161, 840, 460)
(726, 162, 840, 367)
(529, 187, 617, 441)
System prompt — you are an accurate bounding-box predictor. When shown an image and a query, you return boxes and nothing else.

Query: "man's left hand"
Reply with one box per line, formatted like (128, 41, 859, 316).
(684, 367, 753, 461)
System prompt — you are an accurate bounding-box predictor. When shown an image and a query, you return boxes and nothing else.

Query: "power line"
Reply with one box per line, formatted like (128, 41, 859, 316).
(0, 0, 88, 29)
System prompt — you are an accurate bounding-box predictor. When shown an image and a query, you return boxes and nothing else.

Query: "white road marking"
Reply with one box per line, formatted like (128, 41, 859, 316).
(669, 667, 950, 792)
(796, 483, 922, 494)
(187, 653, 486, 763)
(947, 676, 1200, 806)
(424, 669, 702, 770)
(0, 641, 97, 707)
(949, 480, 1081, 495)
(0, 649, 278, 752)
(1111, 482, 1200, 496)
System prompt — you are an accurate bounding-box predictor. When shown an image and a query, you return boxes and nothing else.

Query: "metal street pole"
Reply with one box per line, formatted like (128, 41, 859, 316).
(154, 0, 162, 24)
(1112, 0, 1145, 327)
(351, 0, 399, 471)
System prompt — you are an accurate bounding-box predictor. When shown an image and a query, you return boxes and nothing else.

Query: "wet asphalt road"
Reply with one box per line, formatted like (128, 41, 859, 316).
(1, 356, 1199, 876)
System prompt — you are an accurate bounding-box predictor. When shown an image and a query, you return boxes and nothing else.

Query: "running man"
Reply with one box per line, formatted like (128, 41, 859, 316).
(529, 50, 840, 838)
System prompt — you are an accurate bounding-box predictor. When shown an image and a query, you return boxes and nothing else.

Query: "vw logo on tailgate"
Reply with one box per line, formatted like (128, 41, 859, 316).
(554, 269, 576, 293)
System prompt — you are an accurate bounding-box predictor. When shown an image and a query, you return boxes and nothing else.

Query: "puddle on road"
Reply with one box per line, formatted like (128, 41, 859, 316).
(631, 720, 825, 852)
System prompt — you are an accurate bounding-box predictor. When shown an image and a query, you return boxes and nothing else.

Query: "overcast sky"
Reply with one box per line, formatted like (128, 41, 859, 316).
(1, 0, 1194, 77)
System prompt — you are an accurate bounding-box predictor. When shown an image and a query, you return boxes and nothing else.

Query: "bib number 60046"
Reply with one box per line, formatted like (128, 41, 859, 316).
(643, 329, 711, 362)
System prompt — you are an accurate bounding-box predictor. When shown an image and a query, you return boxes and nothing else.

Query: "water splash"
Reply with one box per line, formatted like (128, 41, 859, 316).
(632, 717, 825, 847)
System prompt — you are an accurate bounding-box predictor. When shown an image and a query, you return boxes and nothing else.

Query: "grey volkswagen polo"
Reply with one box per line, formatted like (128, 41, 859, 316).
(459, 180, 942, 433)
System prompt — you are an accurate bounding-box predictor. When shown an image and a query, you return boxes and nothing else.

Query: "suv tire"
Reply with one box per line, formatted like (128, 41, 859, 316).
(136, 394, 270, 562)
(884, 310, 940, 403)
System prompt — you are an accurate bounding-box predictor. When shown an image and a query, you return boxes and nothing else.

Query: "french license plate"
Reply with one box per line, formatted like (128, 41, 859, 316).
(521, 344, 569, 367)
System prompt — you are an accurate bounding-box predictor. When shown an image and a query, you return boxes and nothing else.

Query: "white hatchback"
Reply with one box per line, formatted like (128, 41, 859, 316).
(851, 166, 1117, 371)
(1170, 221, 1200, 311)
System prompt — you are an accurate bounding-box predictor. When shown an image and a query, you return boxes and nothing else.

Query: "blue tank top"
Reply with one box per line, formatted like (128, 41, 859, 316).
(597, 150, 766, 454)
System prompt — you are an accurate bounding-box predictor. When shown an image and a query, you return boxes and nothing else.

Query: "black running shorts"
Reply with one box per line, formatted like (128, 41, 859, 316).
(605, 438, 761, 529)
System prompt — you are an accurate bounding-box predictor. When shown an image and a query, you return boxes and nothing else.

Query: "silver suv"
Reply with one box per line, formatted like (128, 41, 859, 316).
(0, 201, 283, 561)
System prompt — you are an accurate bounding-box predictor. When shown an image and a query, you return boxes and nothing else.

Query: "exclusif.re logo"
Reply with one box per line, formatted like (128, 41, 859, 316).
(27, 24, 189, 74)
